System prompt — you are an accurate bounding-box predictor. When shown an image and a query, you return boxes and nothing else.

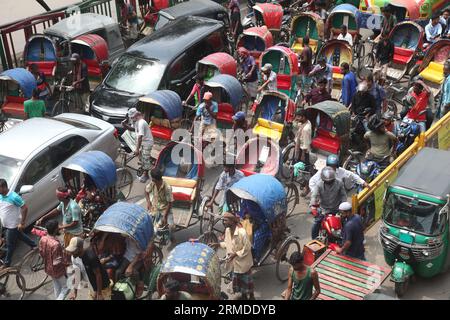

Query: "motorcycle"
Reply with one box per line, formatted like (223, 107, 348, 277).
(395, 118, 421, 155)
(314, 208, 343, 252)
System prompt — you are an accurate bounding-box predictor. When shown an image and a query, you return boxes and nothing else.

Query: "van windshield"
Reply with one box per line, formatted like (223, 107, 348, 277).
(384, 193, 442, 236)
(105, 55, 165, 95)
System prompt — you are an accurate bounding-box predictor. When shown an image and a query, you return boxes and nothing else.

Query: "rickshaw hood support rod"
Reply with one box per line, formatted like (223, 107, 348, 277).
(36, 0, 51, 12)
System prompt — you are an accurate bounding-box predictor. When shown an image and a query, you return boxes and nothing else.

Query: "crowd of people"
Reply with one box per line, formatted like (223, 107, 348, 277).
(2, 0, 450, 302)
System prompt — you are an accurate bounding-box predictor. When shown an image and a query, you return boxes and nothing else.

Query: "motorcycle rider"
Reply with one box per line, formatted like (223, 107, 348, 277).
(309, 166, 347, 239)
(364, 115, 398, 167)
(335, 202, 365, 260)
(309, 155, 369, 195)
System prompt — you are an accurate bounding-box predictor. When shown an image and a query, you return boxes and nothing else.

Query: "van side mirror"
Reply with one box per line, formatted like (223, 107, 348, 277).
(19, 185, 34, 195)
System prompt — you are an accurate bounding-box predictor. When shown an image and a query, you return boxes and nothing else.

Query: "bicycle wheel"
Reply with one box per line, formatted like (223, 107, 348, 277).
(17, 248, 48, 292)
(284, 183, 299, 218)
(51, 100, 68, 116)
(0, 268, 26, 300)
(115, 167, 133, 199)
(275, 237, 301, 282)
(151, 245, 163, 266)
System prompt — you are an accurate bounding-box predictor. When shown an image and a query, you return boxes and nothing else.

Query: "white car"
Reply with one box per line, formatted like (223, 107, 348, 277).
(0, 113, 119, 226)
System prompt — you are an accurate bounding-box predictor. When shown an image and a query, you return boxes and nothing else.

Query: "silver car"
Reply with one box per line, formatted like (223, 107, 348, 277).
(0, 113, 119, 226)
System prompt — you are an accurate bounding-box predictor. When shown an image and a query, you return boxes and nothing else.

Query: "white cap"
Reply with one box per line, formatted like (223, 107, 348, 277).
(261, 63, 272, 72)
(127, 107, 138, 118)
(339, 201, 352, 211)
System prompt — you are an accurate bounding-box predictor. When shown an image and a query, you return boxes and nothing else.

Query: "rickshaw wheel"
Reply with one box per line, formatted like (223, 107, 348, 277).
(151, 246, 163, 266)
(394, 279, 409, 298)
(0, 268, 26, 300)
(51, 100, 69, 116)
(115, 167, 133, 200)
(284, 183, 299, 218)
(17, 248, 49, 292)
(357, 53, 375, 80)
(280, 142, 295, 180)
(199, 197, 211, 234)
(198, 232, 219, 248)
(275, 237, 301, 282)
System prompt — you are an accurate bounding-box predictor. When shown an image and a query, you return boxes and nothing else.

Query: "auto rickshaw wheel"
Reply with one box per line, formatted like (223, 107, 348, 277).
(275, 237, 301, 282)
(394, 279, 409, 298)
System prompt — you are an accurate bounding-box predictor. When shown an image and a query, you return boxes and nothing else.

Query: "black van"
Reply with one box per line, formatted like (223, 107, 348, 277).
(154, 0, 229, 32)
(89, 16, 229, 128)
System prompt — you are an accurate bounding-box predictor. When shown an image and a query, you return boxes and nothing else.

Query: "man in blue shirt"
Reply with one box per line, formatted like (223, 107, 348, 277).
(340, 62, 358, 107)
(437, 61, 450, 119)
(335, 202, 365, 260)
(366, 73, 386, 117)
(193, 92, 218, 140)
(425, 14, 442, 44)
(0, 179, 36, 268)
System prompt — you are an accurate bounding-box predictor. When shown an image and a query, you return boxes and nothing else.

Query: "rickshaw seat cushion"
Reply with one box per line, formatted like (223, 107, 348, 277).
(162, 176, 197, 201)
(26, 61, 54, 77)
(311, 128, 340, 154)
(332, 66, 342, 74)
(2, 96, 26, 118)
(419, 62, 444, 84)
(277, 74, 291, 91)
(217, 103, 234, 124)
(253, 118, 283, 141)
(151, 124, 172, 140)
(393, 47, 414, 65)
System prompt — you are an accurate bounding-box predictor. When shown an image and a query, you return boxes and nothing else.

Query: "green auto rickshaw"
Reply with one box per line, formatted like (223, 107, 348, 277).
(380, 147, 450, 297)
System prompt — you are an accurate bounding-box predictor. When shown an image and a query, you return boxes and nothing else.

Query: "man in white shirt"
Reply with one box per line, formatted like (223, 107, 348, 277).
(309, 154, 370, 192)
(258, 63, 277, 93)
(122, 108, 154, 183)
(425, 14, 442, 44)
(337, 24, 353, 46)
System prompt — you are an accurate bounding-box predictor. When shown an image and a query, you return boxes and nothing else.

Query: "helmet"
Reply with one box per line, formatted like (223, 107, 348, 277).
(368, 115, 383, 131)
(321, 166, 336, 182)
(326, 154, 339, 167)
(382, 111, 394, 121)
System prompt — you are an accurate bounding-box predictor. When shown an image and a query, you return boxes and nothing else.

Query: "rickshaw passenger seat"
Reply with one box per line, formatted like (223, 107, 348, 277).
(2, 96, 26, 118)
(277, 74, 291, 90)
(393, 47, 414, 65)
(216, 103, 234, 124)
(162, 176, 197, 202)
(311, 128, 340, 154)
(419, 62, 444, 84)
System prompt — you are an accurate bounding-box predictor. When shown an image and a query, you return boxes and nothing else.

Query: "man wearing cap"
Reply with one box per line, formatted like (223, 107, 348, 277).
(70, 53, 89, 103)
(335, 202, 365, 260)
(37, 187, 83, 248)
(122, 108, 154, 183)
(237, 47, 258, 101)
(212, 212, 254, 300)
(66, 237, 111, 300)
(193, 91, 218, 139)
(309, 57, 333, 94)
(425, 14, 443, 44)
(258, 63, 277, 93)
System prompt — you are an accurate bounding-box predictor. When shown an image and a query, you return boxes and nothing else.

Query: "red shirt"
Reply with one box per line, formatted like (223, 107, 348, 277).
(406, 91, 429, 122)
(39, 235, 66, 279)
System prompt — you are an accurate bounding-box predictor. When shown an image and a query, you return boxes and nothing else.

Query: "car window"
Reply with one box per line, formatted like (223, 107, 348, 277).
(17, 148, 54, 188)
(50, 135, 89, 168)
(168, 53, 195, 82)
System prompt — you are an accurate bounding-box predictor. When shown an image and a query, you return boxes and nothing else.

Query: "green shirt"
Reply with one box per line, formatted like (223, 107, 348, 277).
(24, 99, 46, 118)
(57, 199, 83, 235)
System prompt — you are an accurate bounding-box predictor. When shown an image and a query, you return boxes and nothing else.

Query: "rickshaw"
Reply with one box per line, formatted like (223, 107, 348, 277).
(236, 26, 273, 67)
(290, 12, 325, 55)
(70, 34, 110, 90)
(204, 74, 245, 129)
(23, 13, 125, 79)
(325, 4, 360, 42)
(386, 21, 425, 83)
(135, 90, 183, 153)
(253, 2, 288, 42)
(153, 141, 205, 230)
(380, 148, 450, 297)
(225, 174, 301, 282)
(0, 68, 36, 119)
(60, 150, 119, 232)
(196, 52, 237, 81)
(156, 241, 224, 300)
(281, 101, 351, 179)
(410, 39, 450, 97)
(92, 202, 163, 300)
(316, 39, 353, 86)
(260, 45, 299, 100)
